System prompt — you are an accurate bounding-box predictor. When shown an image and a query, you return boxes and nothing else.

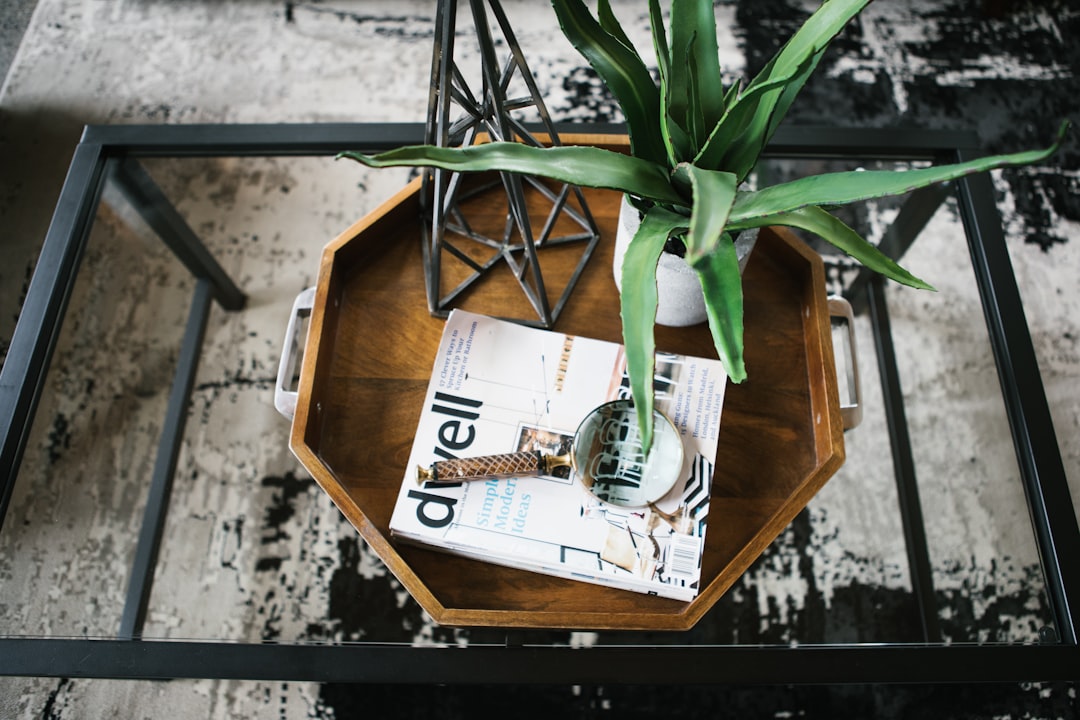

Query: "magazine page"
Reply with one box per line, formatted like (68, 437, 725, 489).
(389, 310, 727, 601)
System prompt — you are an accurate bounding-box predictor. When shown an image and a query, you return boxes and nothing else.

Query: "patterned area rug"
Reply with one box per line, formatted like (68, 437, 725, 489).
(1, 1, 1077, 717)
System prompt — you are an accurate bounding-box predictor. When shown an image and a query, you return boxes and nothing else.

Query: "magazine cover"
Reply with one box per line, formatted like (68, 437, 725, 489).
(388, 310, 727, 601)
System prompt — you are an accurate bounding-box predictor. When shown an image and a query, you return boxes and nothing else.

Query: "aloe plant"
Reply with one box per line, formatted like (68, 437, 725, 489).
(341, 0, 1068, 450)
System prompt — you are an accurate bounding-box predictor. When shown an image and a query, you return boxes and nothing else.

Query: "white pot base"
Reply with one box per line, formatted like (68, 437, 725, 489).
(612, 197, 757, 328)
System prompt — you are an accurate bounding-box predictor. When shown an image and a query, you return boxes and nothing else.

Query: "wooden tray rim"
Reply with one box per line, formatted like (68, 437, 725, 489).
(289, 136, 845, 631)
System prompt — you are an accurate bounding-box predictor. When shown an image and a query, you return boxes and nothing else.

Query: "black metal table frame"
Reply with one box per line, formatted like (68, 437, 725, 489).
(0, 122, 1077, 684)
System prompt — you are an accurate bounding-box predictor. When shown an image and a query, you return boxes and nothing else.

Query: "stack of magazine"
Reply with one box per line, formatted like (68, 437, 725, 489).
(388, 310, 728, 601)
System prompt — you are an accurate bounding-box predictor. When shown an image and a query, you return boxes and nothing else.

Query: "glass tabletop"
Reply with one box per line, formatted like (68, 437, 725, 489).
(0, 124, 1075, 683)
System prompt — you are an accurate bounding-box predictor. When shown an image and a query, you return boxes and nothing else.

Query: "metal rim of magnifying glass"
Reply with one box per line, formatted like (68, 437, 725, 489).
(570, 399, 685, 507)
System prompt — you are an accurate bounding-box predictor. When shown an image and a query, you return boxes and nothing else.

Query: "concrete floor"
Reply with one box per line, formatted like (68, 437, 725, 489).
(0, 0, 37, 85)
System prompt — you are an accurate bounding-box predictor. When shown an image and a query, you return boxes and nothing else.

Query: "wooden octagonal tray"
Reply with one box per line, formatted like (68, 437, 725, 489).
(289, 135, 845, 630)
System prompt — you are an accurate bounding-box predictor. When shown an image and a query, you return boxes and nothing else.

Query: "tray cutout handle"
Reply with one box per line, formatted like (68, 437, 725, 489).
(275, 287, 316, 420)
(829, 295, 863, 431)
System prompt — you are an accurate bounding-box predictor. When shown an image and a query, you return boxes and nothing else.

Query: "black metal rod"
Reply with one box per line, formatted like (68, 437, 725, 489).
(0, 142, 108, 532)
(118, 279, 214, 639)
(76, 123, 976, 161)
(866, 277, 943, 643)
(1, 638, 1078, 684)
(766, 126, 974, 161)
(81, 123, 434, 157)
(952, 164, 1080, 645)
(108, 158, 245, 311)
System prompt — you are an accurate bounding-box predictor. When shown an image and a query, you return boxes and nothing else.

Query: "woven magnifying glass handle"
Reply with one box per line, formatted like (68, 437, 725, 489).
(417, 451, 570, 484)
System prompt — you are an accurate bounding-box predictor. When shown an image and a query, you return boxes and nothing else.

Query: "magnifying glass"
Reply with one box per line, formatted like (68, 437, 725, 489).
(415, 399, 685, 508)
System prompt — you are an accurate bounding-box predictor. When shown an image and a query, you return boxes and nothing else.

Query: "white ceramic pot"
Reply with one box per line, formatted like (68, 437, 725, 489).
(612, 196, 758, 327)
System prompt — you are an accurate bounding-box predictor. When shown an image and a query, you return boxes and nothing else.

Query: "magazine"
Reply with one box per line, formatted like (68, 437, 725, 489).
(388, 310, 727, 601)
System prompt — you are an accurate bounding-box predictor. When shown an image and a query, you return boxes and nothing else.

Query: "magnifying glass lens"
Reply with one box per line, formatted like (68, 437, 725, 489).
(574, 400, 683, 507)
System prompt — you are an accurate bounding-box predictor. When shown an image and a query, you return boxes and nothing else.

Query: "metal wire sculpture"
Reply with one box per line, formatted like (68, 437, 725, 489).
(422, 0, 601, 328)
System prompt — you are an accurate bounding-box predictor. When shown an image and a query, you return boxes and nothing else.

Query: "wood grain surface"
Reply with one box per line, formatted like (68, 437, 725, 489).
(290, 137, 845, 630)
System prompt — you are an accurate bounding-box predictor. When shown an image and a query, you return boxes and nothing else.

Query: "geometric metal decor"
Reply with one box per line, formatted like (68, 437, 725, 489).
(422, 0, 601, 328)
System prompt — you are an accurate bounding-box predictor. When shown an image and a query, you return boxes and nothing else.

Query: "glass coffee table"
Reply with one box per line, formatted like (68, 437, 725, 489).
(1, 123, 1076, 684)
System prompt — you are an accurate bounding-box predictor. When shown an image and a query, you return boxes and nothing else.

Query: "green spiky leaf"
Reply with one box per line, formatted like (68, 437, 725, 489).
(729, 128, 1069, 222)
(692, 233, 746, 383)
(683, 165, 738, 264)
(651, 0, 693, 165)
(695, 50, 816, 172)
(337, 142, 685, 205)
(717, 0, 871, 180)
(731, 206, 934, 290)
(670, 0, 726, 138)
(597, 0, 634, 49)
(553, 0, 667, 165)
(621, 206, 690, 452)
